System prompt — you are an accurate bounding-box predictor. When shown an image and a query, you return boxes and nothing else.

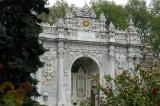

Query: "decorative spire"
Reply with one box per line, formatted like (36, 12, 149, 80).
(65, 9, 73, 19)
(81, 3, 90, 13)
(91, 9, 96, 18)
(57, 18, 64, 27)
(100, 12, 106, 22)
(128, 17, 136, 33)
(84, 0, 87, 5)
(129, 17, 134, 27)
(109, 22, 115, 32)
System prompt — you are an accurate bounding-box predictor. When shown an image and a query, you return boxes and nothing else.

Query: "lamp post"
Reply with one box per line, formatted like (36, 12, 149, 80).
(43, 91, 48, 106)
(91, 81, 97, 106)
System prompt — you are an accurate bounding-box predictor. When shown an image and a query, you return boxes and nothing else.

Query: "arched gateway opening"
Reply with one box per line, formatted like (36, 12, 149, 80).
(71, 57, 100, 106)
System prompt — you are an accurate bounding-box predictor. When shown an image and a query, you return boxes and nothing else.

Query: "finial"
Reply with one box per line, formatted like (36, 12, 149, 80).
(100, 12, 106, 22)
(65, 8, 73, 19)
(129, 17, 134, 26)
(85, 0, 87, 5)
(83, 0, 89, 9)
(128, 16, 137, 33)
(109, 22, 115, 31)
(91, 9, 96, 18)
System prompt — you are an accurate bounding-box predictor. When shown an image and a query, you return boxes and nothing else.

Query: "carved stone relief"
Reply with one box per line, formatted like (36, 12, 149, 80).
(40, 49, 57, 87)
(38, 4, 142, 106)
(66, 43, 103, 66)
(116, 53, 127, 70)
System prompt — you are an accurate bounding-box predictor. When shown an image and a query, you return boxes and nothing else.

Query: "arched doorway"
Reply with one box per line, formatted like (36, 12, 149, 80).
(71, 57, 99, 106)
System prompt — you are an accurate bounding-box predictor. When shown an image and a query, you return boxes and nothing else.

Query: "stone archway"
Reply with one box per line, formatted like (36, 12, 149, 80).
(71, 57, 100, 106)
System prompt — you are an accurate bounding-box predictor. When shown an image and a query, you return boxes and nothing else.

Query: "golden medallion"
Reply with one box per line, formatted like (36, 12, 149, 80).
(83, 20, 90, 27)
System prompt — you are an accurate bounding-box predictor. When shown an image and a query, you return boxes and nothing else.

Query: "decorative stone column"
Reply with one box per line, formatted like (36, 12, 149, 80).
(127, 48, 134, 72)
(108, 22, 116, 78)
(109, 45, 116, 78)
(57, 40, 65, 106)
(128, 18, 140, 45)
(100, 12, 106, 39)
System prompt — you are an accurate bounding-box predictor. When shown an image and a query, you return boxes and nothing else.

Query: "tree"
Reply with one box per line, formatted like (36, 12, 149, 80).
(149, 0, 160, 54)
(91, 0, 128, 29)
(149, 16, 160, 54)
(39, 0, 69, 24)
(150, 0, 160, 15)
(125, 0, 152, 42)
(0, 0, 48, 105)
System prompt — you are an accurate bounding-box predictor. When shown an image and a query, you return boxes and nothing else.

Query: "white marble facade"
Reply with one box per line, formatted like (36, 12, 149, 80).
(37, 4, 141, 106)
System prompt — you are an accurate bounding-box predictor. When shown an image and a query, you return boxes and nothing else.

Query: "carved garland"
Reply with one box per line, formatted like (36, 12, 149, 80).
(40, 49, 56, 87)
(67, 50, 103, 67)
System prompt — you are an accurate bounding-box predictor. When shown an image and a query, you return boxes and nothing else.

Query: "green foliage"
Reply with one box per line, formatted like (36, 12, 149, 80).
(149, 0, 160, 54)
(79, 98, 91, 106)
(2, 94, 17, 106)
(150, 0, 160, 15)
(99, 67, 160, 106)
(39, 0, 70, 24)
(0, 0, 48, 105)
(125, 0, 152, 41)
(150, 16, 160, 54)
(0, 81, 33, 106)
(91, 0, 128, 29)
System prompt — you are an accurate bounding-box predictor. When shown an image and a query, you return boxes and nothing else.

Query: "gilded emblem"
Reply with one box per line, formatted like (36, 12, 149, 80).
(83, 20, 90, 27)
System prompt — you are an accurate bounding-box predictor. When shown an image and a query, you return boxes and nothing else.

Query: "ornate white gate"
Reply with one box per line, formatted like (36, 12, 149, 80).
(71, 68, 91, 105)
(71, 57, 99, 106)
(38, 3, 141, 106)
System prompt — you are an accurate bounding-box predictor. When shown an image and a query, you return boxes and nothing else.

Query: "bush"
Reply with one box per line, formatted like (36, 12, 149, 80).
(99, 65, 160, 106)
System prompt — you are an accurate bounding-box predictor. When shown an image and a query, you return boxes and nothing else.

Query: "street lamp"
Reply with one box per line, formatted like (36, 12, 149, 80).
(91, 81, 97, 106)
(43, 91, 48, 106)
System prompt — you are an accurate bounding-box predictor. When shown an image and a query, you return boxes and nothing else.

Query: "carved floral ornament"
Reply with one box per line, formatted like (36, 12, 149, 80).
(40, 49, 56, 87)
(58, 48, 65, 55)
(66, 50, 103, 68)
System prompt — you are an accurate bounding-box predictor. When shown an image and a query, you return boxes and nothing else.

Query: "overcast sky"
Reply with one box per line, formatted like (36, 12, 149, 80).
(49, 0, 152, 7)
